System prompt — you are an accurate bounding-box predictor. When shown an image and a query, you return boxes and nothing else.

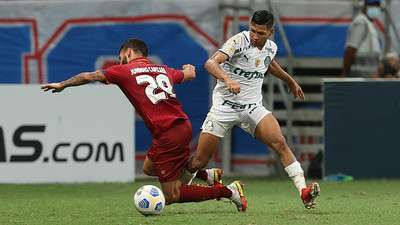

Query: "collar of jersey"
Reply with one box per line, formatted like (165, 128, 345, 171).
(129, 57, 151, 64)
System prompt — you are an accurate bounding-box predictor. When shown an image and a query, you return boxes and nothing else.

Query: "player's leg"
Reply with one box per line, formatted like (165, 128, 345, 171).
(159, 157, 241, 209)
(181, 133, 224, 185)
(143, 156, 157, 176)
(154, 120, 245, 211)
(194, 167, 224, 187)
(160, 178, 246, 211)
(188, 133, 220, 173)
(159, 179, 182, 205)
(186, 113, 232, 182)
(241, 107, 297, 168)
(254, 113, 297, 166)
(254, 113, 320, 209)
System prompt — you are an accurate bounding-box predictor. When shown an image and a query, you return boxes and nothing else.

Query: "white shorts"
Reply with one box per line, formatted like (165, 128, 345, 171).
(201, 102, 271, 138)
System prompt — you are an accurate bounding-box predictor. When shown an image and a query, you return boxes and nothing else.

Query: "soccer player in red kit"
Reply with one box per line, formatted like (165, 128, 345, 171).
(41, 38, 247, 211)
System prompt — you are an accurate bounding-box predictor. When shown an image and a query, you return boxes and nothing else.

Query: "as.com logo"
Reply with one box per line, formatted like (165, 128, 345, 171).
(0, 125, 124, 163)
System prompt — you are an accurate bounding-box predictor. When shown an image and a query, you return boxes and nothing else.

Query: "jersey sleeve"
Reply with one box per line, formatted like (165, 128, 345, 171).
(219, 33, 244, 58)
(346, 15, 368, 49)
(346, 23, 367, 49)
(103, 65, 124, 84)
(267, 40, 278, 60)
(166, 67, 184, 84)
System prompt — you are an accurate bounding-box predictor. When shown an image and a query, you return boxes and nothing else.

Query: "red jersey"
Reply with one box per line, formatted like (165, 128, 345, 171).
(103, 57, 189, 137)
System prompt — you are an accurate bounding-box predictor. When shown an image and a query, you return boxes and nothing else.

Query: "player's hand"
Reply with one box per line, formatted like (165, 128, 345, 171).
(182, 64, 195, 71)
(182, 64, 196, 81)
(225, 78, 240, 94)
(41, 83, 65, 93)
(288, 80, 305, 100)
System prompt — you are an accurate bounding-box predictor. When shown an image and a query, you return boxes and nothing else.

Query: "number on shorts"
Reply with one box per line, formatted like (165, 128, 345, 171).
(136, 74, 176, 104)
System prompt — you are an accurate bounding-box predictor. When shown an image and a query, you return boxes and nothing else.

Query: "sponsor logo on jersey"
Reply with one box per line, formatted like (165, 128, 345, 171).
(222, 100, 256, 109)
(231, 66, 265, 80)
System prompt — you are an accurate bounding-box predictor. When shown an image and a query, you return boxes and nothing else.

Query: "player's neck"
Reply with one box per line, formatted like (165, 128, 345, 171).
(254, 43, 265, 50)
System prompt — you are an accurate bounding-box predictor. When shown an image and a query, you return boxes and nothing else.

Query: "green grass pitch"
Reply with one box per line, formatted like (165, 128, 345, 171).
(1, 178, 400, 225)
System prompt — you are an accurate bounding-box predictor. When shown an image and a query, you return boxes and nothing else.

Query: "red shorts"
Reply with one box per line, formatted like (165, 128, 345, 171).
(147, 119, 192, 183)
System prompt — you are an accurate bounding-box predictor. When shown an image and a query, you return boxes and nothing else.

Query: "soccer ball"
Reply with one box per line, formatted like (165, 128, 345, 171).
(133, 185, 165, 216)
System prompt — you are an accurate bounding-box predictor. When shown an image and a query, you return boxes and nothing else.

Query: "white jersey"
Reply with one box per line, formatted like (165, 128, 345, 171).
(213, 31, 277, 109)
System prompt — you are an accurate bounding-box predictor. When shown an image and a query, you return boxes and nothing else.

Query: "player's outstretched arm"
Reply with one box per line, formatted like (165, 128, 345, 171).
(204, 51, 240, 94)
(41, 70, 107, 93)
(268, 59, 305, 100)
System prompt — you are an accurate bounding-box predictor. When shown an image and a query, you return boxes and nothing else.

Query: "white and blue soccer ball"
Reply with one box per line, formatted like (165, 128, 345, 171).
(133, 185, 165, 216)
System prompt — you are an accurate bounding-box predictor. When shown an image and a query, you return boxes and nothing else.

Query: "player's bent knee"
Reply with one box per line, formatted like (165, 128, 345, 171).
(270, 136, 288, 155)
(142, 167, 156, 176)
(142, 157, 156, 176)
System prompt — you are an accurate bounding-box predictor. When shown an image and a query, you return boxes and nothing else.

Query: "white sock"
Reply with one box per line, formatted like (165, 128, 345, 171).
(284, 161, 306, 194)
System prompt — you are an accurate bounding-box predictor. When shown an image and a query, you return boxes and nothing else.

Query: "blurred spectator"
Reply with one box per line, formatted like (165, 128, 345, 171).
(341, 0, 382, 77)
(307, 150, 323, 179)
(373, 52, 400, 78)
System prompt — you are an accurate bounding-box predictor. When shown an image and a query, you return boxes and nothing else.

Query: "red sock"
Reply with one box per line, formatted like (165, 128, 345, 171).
(179, 184, 232, 202)
(195, 169, 208, 181)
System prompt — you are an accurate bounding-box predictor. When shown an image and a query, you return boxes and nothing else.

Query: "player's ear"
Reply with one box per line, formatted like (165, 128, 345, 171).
(268, 27, 274, 37)
(127, 49, 132, 59)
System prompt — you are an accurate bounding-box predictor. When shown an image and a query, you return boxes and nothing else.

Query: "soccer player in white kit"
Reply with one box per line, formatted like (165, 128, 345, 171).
(187, 10, 320, 209)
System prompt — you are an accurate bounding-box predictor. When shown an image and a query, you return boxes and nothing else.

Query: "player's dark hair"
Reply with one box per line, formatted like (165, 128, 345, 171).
(251, 10, 274, 28)
(119, 38, 148, 57)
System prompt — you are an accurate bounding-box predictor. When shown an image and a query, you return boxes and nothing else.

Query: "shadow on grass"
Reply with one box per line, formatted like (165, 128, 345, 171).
(165, 207, 238, 216)
(282, 209, 343, 216)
